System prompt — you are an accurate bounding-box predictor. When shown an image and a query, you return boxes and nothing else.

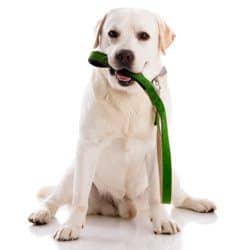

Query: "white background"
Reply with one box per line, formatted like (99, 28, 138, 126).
(0, 0, 249, 249)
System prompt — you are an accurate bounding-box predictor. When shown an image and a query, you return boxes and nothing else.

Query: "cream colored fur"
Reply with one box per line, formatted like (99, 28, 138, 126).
(28, 8, 216, 241)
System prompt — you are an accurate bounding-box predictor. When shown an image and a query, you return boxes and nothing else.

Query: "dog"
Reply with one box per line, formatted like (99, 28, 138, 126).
(28, 8, 216, 241)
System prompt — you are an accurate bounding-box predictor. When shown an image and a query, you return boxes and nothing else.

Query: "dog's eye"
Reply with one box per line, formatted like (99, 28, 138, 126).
(137, 31, 150, 41)
(108, 30, 119, 38)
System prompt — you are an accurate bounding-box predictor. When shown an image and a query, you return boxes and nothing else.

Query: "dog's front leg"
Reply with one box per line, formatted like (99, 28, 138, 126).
(145, 150, 180, 234)
(53, 139, 103, 241)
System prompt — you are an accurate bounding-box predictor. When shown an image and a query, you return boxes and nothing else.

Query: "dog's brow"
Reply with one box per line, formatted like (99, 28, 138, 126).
(134, 25, 151, 33)
(105, 24, 120, 32)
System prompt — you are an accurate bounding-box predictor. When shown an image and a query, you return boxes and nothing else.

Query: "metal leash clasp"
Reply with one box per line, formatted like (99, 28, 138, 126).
(152, 78, 162, 95)
(152, 78, 161, 126)
(151, 66, 167, 125)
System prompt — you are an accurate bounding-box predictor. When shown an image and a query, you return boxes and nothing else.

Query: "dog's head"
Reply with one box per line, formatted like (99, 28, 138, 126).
(94, 8, 175, 93)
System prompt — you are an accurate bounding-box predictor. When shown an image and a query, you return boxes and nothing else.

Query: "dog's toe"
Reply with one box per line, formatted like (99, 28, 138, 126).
(53, 225, 80, 241)
(178, 197, 217, 213)
(152, 218, 180, 235)
(28, 209, 51, 225)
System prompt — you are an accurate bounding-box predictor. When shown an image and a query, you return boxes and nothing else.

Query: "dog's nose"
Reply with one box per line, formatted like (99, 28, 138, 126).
(115, 50, 135, 68)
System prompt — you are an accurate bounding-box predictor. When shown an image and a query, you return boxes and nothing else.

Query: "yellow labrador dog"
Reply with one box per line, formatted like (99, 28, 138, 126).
(28, 8, 216, 241)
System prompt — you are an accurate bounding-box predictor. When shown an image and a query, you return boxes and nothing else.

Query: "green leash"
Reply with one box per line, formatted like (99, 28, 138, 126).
(88, 51, 172, 203)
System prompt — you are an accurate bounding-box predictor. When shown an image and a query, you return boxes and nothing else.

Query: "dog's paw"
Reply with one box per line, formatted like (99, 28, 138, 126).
(151, 217, 180, 234)
(118, 199, 137, 219)
(53, 224, 81, 241)
(179, 197, 217, 213)
(150, 205, 180, 235)
(28, 208, 52, 225)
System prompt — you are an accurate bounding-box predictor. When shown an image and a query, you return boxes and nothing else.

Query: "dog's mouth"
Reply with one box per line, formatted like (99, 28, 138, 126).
(109, 68, 134, 87)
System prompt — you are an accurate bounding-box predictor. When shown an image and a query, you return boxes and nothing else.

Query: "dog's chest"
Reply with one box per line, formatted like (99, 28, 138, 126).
(92, 93, 156, 199)
(94, 136, 151, 199)
(122, 107, 153, 138)
(104, 92, 155, 139)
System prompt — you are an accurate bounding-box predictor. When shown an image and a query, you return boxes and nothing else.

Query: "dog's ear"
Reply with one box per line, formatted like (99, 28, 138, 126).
(157, 17, 176, 54)
(93, 14, 107, 48)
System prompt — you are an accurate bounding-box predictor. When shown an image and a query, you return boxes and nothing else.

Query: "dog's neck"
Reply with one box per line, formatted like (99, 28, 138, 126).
(143, 56, 164, 81)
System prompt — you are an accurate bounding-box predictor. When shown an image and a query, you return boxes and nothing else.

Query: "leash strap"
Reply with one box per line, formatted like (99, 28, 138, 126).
(152, 67, 169, 203)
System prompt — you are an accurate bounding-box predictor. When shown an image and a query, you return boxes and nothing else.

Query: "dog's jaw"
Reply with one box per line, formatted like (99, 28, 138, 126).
(109, 68, 135, 87)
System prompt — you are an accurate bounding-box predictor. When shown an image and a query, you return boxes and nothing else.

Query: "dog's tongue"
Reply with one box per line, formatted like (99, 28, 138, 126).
(116, 71, 131, 82)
